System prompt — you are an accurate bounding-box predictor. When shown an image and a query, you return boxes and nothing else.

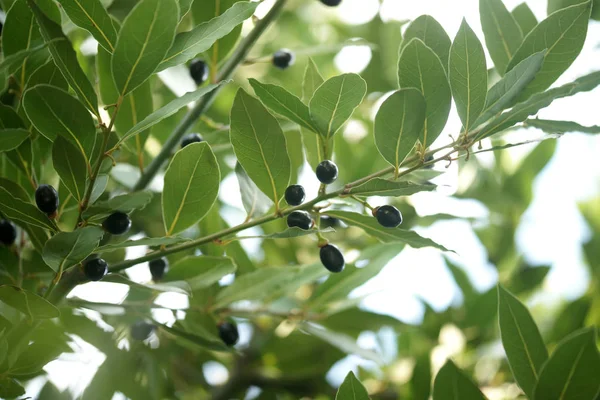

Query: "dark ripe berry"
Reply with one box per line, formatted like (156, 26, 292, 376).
(180, 133, 203, 149)
(35, 184, 58, 215)
(131, 321, 155, 341)
(84, 258, 108, 281)
(272, 49, 295, 69)
(424, 154, 435, 169)
(287, 211, 312, 230)
(374, 205, 403, 228)
(285, 185, 305, 206)
(149, 258, 169, 281)
(320, 0, 342, 5)
(0, 219, 17, 246)
(218, 321, 239, 347)
(102, 212, 132, 235)
(316, 160, 338, 184)
(189, 59, 209, 85)
(320, 216, 340, 229)
(320, 244, 345, 273)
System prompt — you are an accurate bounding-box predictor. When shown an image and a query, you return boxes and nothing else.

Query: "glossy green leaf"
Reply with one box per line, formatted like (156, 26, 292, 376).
(0, 187, 57, 232)
(402, 15, 452, 70)
(302, 58, 326, 167)
(84, 190, 153, 220)
(162, 142, 220, 235)
(230, 88, 291, 205)
(235, 162, 273, 219)
(335, 371, 369, 400)
(347, 179, 436, 197)
(23, 85, 96, 166)
(524, 118, 600, 134)
(42, 227, 104, 273)
(309, 73, 367, 140)
(474, 52, 545, 127)
(0, 285, 60, 319)
(398, 38, 451, 149)
(52, 137, 87, 202)
(506, 1, 592, 99)
(111, 0, 178, 96)
(160, 1, 258, 70)
(433, 360, 487, 400)
(511, 3, 538, 35)
(103, 274, 191, 295)
(57, 0, 118, 52)
(449, 20, 487, 133)
(0, 129, 29, 153)
(26, 0, 100, 118)
(325, 210, 450, 251)
(163, 256, 236, 290)
(25, 59, 69, 92)
(116, 82, 226, 146)
(97, 236, 189, 252)
(0, 41, 53, 76)
(533, 328, 600, 400)
(475, 71, 600, 140)
(233, 227, 334, 240)
(497, 285, 548, 398)
(479, 0, 523, 75)
(374, 88, 426, 170)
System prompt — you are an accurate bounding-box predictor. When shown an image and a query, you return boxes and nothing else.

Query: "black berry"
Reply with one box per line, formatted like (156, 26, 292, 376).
(316, 160, 338, 184)
(189, 59, 208, 85)
(0, 219, 17, 246)
(218, 321, 239, 347)
(180, 133, 203, 148)
(374, 205, 403, 228)
(320, 0, 342, 5)
(149, 258, 169, 281)
(424, 154, 434, 169)
(131, 321, 155, 341)
(35, 184, 58, 215)
(285, 185, 305, 206)
(272, 49, 295, 69)
(320, 216, 340, 229)
(320, 244, 345, 273)
(102, 212, 131, 235)
(287, 211, 312, 230)
(84, 258, 108, 281)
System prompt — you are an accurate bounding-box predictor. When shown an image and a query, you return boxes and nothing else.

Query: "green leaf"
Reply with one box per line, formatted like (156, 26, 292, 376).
(116, 82, 226, 147)
(336, 371, 370, 400)
(374, 89, 426, 171)
(103, 274, 191, 295)
(497, 285, 548, 398)
(0, 187, 57, 232)
(97, 236, 189, 252)
(433, 360, 487, 400)
(26, 0, 100, 118)
(0, 41, 53, 75)
(52, 137, 87, 202)
(549, 0, 600, 20)
(111, 0, 179, 96)
(402, 15, 452, 70)
(162, 142, 220, 235)
(22, 85, 96, 166)
(158, 323, 229, 352)
(479, 0, 523, 75)
(474, 52, 545, 127)
(347, 179, 435, 197)
(159, 1, 258, 70)
(475, 71, 600, 140)
(0, 377, 25, 399)
(309, 73, 367, 140)
(84, 190, 153, 220)
(0, 285, 60, 319)
(233, 227, 334, 240)
(214, 264, 328, 308)
(506, 1, 592, 99)
(525, 118, 600, 134)
(178, 0, 194, 20)
(25, 59, 69, 92)
(449, 20, 488, 133)
(230, 88, 291, 205)
(235, 162, 273, 219)
(398, 38, 451, 149)
(249, 78, 317, 132)
(163, 256, 236, 290)
(57, 0, 118, 52)
(325, 210, 450, 252)
(42, 227, 104, 273)
(302, 58, 326, 168)
(0, 129, 29, 153)
(533, 328, 600, 400)
(511, 2, 538, 35)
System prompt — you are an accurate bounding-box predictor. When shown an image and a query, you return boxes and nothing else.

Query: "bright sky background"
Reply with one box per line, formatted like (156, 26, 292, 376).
(22, 0, 600, 398)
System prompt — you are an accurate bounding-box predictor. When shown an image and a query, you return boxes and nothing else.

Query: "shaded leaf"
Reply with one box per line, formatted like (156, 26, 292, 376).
(57, 0, 118, 52)
(433, 360, 487, 400)
(479, 0, 523, 75)
(97, 236, 189, 252)
(302, 58, 326, 167)
(233, 227, 334, 240)
(235, 162, 273, 219)
(0, 285, 60, 319)
(335, 371, 370, 400)
(0, 129, 29, 152)
(42, 227, 104, 273)
(158, 323, 229, 351)
(0, 41, 53, 75)
(84, 190, 153, 220)
(0, 377, 25, 398)
(402, 15, 452, 70)
(0, 187, 57, 232)
(103, 274, 191, 295)
(52, 137, 87, 202)
(347, 179, 436, 197)
(163, 256, 237, 290)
